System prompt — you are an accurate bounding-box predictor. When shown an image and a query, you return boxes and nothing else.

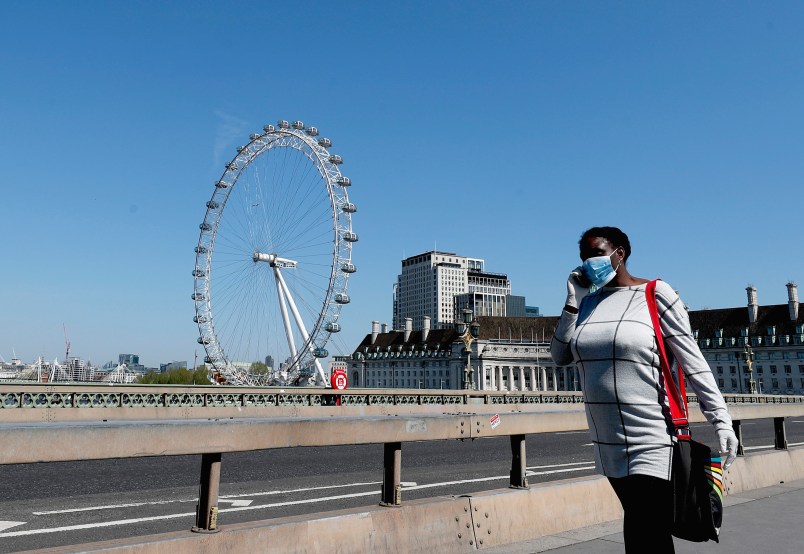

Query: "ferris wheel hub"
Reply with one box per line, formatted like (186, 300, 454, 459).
(253, 252, 298, 268)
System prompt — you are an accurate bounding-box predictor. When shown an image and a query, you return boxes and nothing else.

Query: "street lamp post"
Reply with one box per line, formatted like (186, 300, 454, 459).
(455, 308, 481, 390)
(743, 342, 757, 394)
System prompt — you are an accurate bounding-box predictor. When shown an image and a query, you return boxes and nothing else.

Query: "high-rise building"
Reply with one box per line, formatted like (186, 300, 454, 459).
(392, 251, 515, 330)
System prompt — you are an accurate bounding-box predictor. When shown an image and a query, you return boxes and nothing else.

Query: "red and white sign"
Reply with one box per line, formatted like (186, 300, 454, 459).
(331, 369, 348, 390)
(490, 413, 501, 429)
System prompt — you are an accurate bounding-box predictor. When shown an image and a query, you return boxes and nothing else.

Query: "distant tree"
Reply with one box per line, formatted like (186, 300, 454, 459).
(250, 361, 270, 374)
(136, 366, 210, 385)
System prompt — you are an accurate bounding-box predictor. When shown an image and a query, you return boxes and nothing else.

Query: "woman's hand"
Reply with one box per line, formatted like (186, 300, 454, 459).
(717, 428, 739, 470)
(564, 267, 590, 313)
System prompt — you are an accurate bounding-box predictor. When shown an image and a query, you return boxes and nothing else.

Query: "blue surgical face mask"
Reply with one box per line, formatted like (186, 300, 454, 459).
(582, 250, 621, 288)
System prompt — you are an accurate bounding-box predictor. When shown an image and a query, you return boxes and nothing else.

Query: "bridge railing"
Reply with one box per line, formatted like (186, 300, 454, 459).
(1, 382, 802, 423)
(2, 385, 804, 533)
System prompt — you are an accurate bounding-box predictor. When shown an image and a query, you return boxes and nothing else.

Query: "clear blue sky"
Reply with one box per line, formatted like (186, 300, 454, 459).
(2, 1, 803, 367)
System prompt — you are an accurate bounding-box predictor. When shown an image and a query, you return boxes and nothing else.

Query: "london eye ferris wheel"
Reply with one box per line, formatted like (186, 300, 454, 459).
(192, 120, 357, 386)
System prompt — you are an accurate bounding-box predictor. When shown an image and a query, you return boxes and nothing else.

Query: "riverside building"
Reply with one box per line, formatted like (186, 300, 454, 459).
(690, 282, 804, 395)
(357, 282, 803, 395)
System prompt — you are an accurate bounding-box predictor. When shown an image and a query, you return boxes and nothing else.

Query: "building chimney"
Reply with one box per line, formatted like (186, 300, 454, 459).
(746, 286, 758, 324)
(422, 316, 431, 342)
(787, 282, 799, 321)
(371, 321, 380, 344)
(381, 323, 388, 333)
(404, 318, 412, 342)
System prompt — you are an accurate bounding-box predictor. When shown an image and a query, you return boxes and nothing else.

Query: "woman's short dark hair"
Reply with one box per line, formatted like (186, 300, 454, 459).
(579, 226, 631, 261)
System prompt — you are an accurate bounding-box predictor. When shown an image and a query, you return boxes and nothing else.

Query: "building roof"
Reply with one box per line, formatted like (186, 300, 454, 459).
(476, 316, 559, 341)
(353, 328, 460, 353)
(689, 304, 803, 338)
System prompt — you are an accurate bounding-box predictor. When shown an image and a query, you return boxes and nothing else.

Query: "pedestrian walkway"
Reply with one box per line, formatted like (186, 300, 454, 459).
(485, 479, 804, 553)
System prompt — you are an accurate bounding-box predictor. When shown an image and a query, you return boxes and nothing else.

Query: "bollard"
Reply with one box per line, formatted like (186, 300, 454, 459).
(192, 452, 222, 533)
(774, 417, 788, 450)
(380, 442, 402, 506)
(733, 420, 744, 456)
(509, 434, 528, 489)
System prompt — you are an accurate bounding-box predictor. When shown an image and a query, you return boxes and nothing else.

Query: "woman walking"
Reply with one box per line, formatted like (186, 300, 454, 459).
(551, 226, 739, 553)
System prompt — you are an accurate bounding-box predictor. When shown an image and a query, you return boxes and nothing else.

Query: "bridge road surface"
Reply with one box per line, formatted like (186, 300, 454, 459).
(0, 418, 801, 553)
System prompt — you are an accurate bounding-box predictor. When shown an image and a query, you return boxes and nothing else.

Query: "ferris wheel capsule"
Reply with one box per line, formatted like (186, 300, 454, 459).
(318, 138, 332, 148)
(291, 120, 304, 130)
(329, 154, 343, 164)
(249, 133, 260, 140)
(207, 200, 220, 209)
(277, 120, 290, 129)
(342, 202, 357, 213)
(342, 231, 358, 242)
(263, 124, 275, 132)
(313, 347, 328, 358)
(237, 146, 245, 152)
(336, 176, 351, 186)
(341, 262, 356, 273)
(305, 127, 319, 137)
(325, 322, 341, 333)
(335, 293, 350, 304)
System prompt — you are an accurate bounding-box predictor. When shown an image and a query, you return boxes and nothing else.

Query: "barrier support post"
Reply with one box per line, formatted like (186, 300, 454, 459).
(774, 417, 788, 450)
(509, 434, 528, 489)
(733, 420, 744, 456)
(192, 452, 222, 533)
(380, 442, 402, 506)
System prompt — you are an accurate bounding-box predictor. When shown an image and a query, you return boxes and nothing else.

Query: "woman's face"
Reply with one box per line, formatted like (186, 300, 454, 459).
(580, 236, 620, 262)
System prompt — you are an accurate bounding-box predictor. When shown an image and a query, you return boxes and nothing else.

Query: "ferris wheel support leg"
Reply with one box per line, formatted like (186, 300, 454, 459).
(274, 267, 299, 362)
(274, 268, 328, 386)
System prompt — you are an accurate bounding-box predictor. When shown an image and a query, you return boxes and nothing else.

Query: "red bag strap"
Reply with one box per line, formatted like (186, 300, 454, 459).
(645, 280, 689, 432)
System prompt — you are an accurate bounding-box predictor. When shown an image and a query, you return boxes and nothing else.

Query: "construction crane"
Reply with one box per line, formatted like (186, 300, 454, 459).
(63, 323, 71, 362)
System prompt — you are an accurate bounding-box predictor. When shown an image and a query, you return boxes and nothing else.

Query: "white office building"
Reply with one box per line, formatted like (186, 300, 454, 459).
(392, 251, 515, 330)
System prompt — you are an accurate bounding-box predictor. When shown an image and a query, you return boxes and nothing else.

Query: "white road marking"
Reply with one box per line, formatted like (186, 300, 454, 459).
(7, 465, 599, 538)
(400, 482, 418, 487)
(528, 461, 593, 469)
(33, 480, 384, 515)
(555, 431, 587, 435)
(33, 499, 194, 515)
(0, 522, 25, 533)
(217, 480, 383, 499)
(582, 443, 594, 446)
(218, 499, 253, 507)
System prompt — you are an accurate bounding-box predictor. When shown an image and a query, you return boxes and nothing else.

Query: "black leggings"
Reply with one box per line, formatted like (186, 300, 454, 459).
(608, 474, 674, 553)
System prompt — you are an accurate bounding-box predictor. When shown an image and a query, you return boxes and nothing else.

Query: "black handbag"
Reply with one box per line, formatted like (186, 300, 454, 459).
(646, 280, 724, 543)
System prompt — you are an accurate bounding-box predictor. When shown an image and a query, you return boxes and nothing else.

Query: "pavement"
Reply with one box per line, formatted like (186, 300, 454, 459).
(485, 478, 804, 554)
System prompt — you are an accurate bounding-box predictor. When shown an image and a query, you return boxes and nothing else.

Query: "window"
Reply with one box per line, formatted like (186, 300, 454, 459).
(786, 378, 793, 388)
(770, 365, 778, 374)
(729, 366, 736, 374)
(718, 378, 724, 388)
(772, 378, 779, 389)
(785, 365, 792, 374)
(716, 366, 723, 374)
(731, 379, 737, 389)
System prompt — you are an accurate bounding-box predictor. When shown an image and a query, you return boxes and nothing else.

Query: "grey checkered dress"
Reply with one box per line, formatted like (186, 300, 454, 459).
(551, 281, 733, 480)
